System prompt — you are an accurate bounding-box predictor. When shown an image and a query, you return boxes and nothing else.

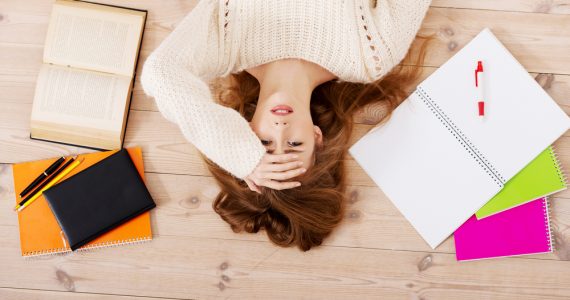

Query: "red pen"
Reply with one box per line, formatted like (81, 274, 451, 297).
(475, 61, 485, 117)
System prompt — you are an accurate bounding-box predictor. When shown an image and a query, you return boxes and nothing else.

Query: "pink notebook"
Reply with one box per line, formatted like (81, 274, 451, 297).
(454, 197, 553, 261)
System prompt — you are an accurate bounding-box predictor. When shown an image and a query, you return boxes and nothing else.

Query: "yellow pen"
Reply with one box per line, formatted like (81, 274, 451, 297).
(17, 157, 84, 212)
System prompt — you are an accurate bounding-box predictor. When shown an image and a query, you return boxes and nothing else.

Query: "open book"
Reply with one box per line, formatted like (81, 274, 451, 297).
(30, 0, 146, 150)
(349, 29, 570, 249)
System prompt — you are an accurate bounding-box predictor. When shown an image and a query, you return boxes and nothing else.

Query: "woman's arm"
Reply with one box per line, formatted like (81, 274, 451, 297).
(140, 2, 265, 179)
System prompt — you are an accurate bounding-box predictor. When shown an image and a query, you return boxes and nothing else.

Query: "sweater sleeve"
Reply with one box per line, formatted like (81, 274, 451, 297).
(140, 1, 266, 179)
(371, 0, 431, 66)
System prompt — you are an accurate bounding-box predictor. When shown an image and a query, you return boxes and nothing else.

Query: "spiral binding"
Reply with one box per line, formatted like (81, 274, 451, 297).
(414, 87, 505, 187)
(417, 87, 506, 184)
(23, 236, 152, 258)
(23, 247, 70, 258)
(542, 197, 555, 252)
(548, 146, 568, 187)
(78, 236, 151, 252)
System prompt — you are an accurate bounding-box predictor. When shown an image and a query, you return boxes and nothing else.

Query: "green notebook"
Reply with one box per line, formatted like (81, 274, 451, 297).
(476, 146, 567, 219)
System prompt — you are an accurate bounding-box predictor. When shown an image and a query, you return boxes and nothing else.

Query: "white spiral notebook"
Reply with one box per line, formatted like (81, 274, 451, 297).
(349, 28, 570, 249)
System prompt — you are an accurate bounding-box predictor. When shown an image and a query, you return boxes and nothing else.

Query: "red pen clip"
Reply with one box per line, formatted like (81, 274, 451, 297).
(475, 61, 485, 117)
(475, 61, 483, 87)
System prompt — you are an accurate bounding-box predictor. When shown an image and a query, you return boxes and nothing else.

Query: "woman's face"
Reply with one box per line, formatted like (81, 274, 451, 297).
(250, 92, 322, 168)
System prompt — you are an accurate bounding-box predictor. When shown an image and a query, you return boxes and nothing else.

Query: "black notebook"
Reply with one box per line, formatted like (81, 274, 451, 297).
(43, 149, 156, 250)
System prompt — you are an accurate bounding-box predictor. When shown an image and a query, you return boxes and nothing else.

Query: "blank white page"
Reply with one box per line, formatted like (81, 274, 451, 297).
(350, 92, 500, 249)
(421, 28, 570, 184)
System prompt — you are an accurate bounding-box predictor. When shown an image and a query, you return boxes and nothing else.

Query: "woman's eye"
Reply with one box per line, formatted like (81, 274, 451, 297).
(288, 141, 303, 147)
(261, 140, 271, 146)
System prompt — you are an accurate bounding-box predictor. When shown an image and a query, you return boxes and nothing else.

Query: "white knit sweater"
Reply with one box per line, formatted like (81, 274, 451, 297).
(141, 0, 431, 179)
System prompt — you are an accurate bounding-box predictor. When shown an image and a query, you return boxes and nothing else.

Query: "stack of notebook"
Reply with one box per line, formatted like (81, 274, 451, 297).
(454, 145, 564, 260)
(13, 148, 156, 257)
(350, 28, 569, 260)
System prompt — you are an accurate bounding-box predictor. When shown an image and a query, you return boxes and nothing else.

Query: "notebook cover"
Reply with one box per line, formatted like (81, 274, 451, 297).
(476, 146, 567, 219)
(12, 147, 153, 257)
(43, 148, 156, 250)
(454, 197, 553, 261)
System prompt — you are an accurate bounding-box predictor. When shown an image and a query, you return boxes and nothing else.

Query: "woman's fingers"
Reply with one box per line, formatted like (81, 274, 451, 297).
(263, 153, 298, 164)
(262, 160, 303, 172)
(264, 167, 306, 181)
(261, 180, 301, 190)
(247, 153, 305, 191)
(244, 178, 261, 194)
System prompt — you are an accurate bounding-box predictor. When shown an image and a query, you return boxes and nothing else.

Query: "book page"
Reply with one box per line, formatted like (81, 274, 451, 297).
(31, 64, 131, 132)
(43, 0, 145, 76)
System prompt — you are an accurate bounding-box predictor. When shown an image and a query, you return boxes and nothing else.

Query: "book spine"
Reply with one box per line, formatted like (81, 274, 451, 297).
(415, 87, 505, 187)
(542, 197, 555, 252)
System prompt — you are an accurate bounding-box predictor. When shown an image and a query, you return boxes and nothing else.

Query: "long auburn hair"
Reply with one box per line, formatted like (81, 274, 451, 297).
(204, 37, 430, 251)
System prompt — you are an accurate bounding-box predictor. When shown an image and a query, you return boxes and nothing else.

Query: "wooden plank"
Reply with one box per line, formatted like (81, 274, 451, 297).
(3, 61, 570, 121)
(130, 67, 570, 120)
(2, 102, 570, 199)
(2, 3, 570, 75)
(0, 288, 172, 300)
(432, 0, 570, 15)
(0, 103, 95, 163)
(2, 39, 570, 114)
(0, 0, 199, 45)
(1, 163, 569, 261)
(0, 230, 569, 299)
(0, 180, 566, 297)
(414, 8, 570, 74)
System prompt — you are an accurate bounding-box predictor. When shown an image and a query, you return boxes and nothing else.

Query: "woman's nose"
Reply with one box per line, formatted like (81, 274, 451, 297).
(273, 121, 288, 126)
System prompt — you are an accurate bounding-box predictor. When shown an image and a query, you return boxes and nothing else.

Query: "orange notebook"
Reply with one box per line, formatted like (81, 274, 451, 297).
(12, 147, 153, 257)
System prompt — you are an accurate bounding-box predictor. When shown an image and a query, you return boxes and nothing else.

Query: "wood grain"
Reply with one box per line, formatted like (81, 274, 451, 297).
(1, 164, 569, 262)
(0, 288, 172, 300)
(414, 8, 570, 74)
(1, 231, 570, 299)
(2, 0, 570, 299)
(432, 0, 570, 14)
(3, 101, 570, 199)
(2, 3, 570, 74)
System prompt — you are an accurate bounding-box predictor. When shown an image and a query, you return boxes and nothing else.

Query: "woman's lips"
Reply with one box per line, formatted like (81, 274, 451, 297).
(270, 105, 294, 116)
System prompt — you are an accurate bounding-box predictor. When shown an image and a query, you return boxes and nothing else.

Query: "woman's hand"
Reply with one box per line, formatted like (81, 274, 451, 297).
(244, 153, 306, 193)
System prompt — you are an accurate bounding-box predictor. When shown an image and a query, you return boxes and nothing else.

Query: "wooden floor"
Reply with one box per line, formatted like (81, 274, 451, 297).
(1, 0, 570, 299)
